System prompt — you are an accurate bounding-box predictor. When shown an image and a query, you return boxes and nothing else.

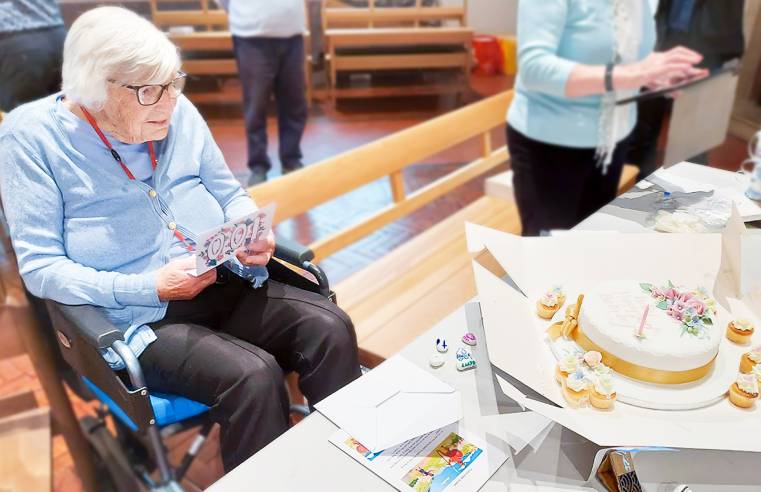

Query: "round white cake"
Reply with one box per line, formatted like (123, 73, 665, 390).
(578, 280, 722, 376)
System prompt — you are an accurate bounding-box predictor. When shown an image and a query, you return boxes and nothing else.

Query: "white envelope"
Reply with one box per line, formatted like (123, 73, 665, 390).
(315, 355, 462, 453)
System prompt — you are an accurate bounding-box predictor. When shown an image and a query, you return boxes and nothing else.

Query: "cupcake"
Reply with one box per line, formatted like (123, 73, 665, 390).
(740, 346, 761, 373)
(726, 319, 755, 345)
(728, 373, 759, 409)
(589, 373, 616, 410)
(562, 370, 589, 408)
(537, 287, 566, 320)
(555, 353, 581, 383)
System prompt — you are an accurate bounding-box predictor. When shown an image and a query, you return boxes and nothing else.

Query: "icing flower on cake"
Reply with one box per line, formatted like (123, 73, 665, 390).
(593, 363, 612, 376)
(593, 373, 615, 396)
(640, 281, 716, 338)
(583, 351, 602, 369)
(737, 373, 759, 396)
(749, 346, 761, 364)
(566, 370, 588, 392)
(558, 353, 581, 374)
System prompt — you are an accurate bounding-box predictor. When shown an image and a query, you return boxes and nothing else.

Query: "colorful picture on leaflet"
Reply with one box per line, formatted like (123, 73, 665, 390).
(344, 437, 383, 462)
(402, 433, 482, 492)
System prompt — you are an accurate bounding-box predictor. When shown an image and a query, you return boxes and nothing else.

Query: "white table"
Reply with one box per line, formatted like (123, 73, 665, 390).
(208, 163, 761, 492)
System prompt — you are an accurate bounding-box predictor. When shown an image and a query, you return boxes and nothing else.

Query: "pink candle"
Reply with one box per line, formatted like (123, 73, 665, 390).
(637, 305, 650, 338)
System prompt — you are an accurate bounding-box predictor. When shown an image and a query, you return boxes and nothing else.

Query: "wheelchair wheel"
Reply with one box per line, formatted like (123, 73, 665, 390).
(81, 415, 140, 492)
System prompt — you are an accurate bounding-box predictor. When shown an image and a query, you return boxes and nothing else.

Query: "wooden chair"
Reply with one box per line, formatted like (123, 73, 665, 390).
(322, 0, 473, 102)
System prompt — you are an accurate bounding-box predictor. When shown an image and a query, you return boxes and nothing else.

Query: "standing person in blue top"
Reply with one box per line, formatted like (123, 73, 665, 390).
(0, 7, 360, 471)
(217, 0, 308, 185)
(0, 0, 67, 111)
(506, 0, 707, 236)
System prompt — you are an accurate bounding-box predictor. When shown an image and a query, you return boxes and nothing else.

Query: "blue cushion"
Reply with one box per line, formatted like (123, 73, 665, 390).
(149, 391, 210, 427)
(82, 377, 209, 431)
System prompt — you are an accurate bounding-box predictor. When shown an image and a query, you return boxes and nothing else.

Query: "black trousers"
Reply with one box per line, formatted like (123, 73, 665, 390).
(626, 97, 670, 180)
(506, 125, 629, 236)
(139, 273, 360, 471)
(232, 35, 308, 172)
(0, 26, 66, 111)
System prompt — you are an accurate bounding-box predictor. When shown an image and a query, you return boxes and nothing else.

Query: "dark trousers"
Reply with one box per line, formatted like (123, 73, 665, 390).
(626, 97, 670, 180)
(139, 273, 361, 471)
(232, 35, 308, 172)
(0, 26, 66, 111)
(506, 125, 629, 237)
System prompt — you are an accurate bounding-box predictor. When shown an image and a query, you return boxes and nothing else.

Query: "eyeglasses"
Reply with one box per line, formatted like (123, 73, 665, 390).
(122, 72, 187, 106)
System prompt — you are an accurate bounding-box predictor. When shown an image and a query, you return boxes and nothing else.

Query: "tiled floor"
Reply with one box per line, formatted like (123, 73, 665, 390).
(0, 70, 754, 492)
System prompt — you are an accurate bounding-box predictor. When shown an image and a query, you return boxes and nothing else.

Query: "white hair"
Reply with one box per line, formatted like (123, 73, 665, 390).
(61, 6, 181, 110)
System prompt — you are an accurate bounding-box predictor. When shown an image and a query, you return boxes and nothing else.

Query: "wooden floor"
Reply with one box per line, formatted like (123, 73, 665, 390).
(0, 72, 752, 491)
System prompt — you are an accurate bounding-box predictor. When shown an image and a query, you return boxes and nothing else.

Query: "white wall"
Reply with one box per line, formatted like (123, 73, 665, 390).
(442, 0, 517, 35)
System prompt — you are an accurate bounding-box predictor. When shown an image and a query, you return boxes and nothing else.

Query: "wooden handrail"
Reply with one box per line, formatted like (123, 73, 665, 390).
(249, 91, 513, 223)
(249, 90, 514, 261)
(309, 146, 508, 261)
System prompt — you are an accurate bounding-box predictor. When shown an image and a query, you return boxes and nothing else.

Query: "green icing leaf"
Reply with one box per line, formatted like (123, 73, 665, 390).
(668, 280, 675, 288)
(656, 300, 669, 310)
(640, 283, 653, 293)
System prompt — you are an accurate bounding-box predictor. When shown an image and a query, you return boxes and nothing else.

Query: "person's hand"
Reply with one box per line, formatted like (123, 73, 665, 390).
(236, 230, 275, 267)
(156, 256, 217, 301)
(622, 46, 708, 90)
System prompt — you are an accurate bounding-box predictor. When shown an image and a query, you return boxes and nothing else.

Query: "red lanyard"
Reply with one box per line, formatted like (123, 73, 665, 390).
(80, 106, 157, 179)
(80, 106, 194, 252)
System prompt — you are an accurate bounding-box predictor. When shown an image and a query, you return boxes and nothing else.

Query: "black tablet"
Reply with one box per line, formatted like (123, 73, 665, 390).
(615, 61, 740, 106)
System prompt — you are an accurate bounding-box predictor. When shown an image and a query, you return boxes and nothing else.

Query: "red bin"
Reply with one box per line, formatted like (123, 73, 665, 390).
(472, 35, 504, 76)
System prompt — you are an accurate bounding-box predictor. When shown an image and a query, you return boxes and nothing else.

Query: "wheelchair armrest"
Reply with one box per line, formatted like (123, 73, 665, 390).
(273, 238, 332, 298)
(52, 302, 124, 350)
(274, 237, 315, 266)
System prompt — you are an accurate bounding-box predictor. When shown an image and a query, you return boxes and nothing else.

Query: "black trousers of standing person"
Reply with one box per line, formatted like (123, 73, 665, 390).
(232, 35, 308, 173)
(626, 97, 671, 180)
(506, 125, 629, 237)
(137, 269, 361, 472)
(0, 26, 66, 111)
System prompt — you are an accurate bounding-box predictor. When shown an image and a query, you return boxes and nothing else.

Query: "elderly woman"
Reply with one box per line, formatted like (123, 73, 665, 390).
(0, 6, 360, 471)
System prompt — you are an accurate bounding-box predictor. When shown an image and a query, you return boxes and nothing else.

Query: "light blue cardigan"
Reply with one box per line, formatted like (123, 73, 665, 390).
(0, 94, 266, 368)
(508, 0, 657, 148)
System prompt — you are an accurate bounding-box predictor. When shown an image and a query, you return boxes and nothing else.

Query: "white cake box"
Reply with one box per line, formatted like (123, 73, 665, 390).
(466, 223, 761, 453)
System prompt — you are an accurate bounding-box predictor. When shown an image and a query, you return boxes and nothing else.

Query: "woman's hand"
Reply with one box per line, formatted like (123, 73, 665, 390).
(156, 256, 217, 301)
(235, 230, 275, 267)
(620, 46, 709, 90)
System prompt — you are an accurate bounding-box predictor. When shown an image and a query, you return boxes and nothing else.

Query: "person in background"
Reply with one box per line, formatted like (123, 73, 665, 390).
(0, 0, 66, 111)
(507, 0, 707, 236)
(218, 0, 308, 186)
(627, 0, 746, 177)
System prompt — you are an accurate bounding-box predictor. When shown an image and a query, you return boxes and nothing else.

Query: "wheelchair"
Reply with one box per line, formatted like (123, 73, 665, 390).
(42, 238, 334, 491)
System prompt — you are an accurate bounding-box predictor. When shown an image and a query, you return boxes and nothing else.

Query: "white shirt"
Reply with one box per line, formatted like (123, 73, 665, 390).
(218, 0, 306, 38)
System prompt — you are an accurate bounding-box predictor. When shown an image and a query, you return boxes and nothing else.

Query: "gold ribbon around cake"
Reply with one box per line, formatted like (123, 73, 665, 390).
(548, 295, 716, 385)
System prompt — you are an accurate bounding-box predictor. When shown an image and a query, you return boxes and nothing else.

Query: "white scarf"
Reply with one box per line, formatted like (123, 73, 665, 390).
(596, 0, 644, 174)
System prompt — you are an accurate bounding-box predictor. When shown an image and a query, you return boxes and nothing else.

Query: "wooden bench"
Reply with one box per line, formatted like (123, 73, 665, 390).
(322, 0, 473, 102)
(149, 0, 314, 105)
(247, 90, 639, 365)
